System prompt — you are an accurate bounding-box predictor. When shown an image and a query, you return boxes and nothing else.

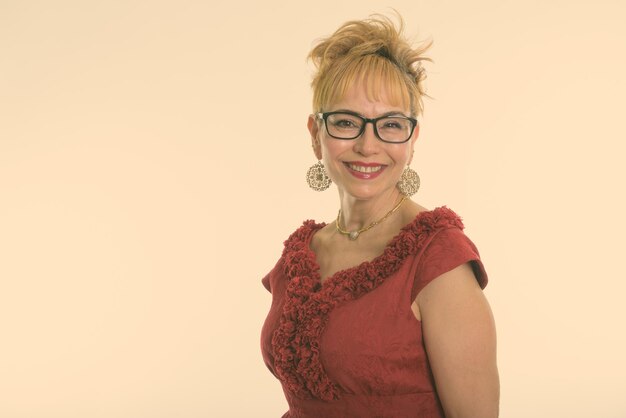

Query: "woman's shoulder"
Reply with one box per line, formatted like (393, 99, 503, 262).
(401, 201, 466, 235)
(279, 219, 327, 258)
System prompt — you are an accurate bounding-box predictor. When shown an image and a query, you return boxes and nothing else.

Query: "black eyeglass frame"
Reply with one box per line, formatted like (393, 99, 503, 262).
(316, 111, 418, 144)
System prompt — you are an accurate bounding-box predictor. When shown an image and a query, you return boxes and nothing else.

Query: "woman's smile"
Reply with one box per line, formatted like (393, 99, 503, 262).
(343, 161, 387, 179)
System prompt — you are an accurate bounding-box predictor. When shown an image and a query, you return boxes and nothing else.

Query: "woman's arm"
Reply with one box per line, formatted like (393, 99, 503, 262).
(417, 262, 499, 418)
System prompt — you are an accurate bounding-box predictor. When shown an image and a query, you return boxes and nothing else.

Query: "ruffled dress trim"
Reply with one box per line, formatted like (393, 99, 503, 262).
(271, 206, 465, 401)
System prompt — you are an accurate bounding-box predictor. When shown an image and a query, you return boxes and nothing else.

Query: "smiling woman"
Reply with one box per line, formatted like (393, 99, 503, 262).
(260, 13, 499, 418)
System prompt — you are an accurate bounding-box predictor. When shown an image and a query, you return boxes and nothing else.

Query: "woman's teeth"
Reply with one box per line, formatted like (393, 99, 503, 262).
(348, 164, 383, 173)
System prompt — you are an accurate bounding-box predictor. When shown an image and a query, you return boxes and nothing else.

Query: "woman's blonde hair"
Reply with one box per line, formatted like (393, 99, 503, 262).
(308, 14, 432, 117)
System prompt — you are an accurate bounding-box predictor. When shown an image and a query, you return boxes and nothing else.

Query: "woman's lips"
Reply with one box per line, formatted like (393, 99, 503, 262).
(344, 162, 386, 179)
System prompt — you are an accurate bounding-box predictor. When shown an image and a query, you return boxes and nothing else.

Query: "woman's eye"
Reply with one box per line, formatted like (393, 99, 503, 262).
(382, 121, 402, 129)
(335, 119, 358, 128)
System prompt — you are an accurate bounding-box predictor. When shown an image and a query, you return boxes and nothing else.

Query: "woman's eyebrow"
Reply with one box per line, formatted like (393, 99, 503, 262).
(332, 109, 408, 117)
(379, 111, 407, 117)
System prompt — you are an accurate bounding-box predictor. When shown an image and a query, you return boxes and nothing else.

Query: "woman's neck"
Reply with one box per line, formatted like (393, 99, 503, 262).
(338, 188, 406, 232)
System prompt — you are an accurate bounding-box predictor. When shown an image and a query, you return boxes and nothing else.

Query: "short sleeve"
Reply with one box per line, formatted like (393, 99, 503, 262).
(262, 272, 271, 293)
(411, 227, 488, 301)
(261, 254, 287, 294)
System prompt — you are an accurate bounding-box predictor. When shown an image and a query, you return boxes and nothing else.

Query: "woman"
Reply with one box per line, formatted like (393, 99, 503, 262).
(260, 14, 499, 418)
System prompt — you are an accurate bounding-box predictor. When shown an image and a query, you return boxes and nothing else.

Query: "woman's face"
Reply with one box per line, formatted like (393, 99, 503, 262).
(308, 83, 419, 201)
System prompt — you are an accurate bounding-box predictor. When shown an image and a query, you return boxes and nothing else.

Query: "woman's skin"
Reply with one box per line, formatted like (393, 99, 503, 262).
(306, 81, 500, 417)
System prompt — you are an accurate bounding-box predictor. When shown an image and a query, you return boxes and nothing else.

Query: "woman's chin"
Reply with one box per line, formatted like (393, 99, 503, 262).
(337, 184, 397, 202)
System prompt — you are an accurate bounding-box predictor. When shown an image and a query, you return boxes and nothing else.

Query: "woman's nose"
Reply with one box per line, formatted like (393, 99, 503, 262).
(354, 122, 379, 155)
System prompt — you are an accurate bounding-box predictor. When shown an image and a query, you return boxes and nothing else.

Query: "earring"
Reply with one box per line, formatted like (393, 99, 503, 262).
(397, 166, 420, 196)
(306, 160, 332, 191)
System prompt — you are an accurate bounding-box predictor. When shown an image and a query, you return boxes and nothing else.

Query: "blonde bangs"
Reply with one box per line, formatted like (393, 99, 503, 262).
(314, 55, 413, 115)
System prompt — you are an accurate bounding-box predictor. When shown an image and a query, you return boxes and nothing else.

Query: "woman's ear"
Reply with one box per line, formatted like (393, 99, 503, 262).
(411, 122, 420, 145)
(408, 122, 420, 164)
(404, 122, 418, 164)
(307, 114, 323, 160)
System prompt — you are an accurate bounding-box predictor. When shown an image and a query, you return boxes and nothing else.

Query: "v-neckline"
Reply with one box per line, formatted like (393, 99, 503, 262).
(304, 207, 440, 289)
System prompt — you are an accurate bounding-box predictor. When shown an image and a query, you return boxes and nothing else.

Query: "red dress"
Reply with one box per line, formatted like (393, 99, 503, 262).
(260, 206, 488, 418)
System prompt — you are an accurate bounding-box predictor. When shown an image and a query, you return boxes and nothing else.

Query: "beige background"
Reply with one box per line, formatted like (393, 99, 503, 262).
(1, 1, 625, 417)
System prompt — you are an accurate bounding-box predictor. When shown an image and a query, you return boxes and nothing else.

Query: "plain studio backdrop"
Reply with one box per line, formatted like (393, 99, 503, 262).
(1, 1, 625, 417)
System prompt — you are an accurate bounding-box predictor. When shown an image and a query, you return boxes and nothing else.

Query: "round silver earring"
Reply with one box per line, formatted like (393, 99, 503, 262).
(306, 160, 332, 191)
(397, 166, 420, 196)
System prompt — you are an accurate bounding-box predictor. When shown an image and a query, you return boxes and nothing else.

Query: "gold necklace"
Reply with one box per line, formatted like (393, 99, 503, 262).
(335, 196, 407, 241)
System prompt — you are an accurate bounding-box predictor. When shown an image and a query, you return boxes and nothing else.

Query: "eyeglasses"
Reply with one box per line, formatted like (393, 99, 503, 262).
(317, 111, 418, 144)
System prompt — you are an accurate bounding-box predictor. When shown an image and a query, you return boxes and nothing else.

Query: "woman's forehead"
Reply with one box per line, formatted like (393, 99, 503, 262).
(328, 79, 410, 113)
